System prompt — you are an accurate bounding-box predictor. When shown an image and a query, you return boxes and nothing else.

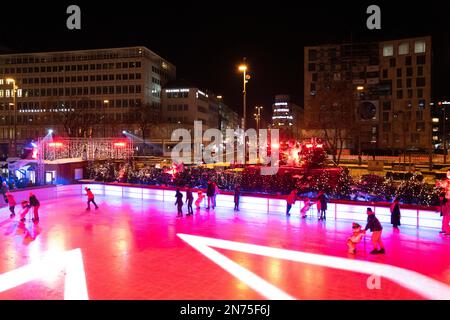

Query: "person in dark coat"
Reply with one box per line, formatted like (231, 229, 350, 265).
(318, 191, 328, 220)
(175, 188, 184, 217)
(390, 197, 401, 230)
(234, 185, 241, 211)
(29, 192, 40, 223)
(206, 181, 215, 209)
(364, 208, 385, 254)
(186, 187, 194, 216)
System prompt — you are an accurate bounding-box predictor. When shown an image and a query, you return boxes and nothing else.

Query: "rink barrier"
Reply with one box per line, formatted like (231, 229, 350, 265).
(75, 181, 442, 229)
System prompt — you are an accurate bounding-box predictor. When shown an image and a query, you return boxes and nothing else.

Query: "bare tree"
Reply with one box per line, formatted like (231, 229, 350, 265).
(56, 98, 99, 138)
(130, 102, 160, 155)
(309, 81, 355, 165)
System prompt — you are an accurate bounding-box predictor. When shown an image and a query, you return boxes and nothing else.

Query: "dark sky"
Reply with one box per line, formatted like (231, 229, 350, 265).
(1, 1, 450, 126)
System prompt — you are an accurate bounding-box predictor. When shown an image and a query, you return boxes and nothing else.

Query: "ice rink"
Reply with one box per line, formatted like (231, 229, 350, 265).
(0, 187, 449, 300)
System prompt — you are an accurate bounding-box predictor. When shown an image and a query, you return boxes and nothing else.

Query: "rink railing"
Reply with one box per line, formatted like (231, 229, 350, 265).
(7, 183, 442, 229)
(74, 182, 442, 229)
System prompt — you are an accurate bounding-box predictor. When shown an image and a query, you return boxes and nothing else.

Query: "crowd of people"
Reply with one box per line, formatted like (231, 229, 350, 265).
(86, 161, 442, 206)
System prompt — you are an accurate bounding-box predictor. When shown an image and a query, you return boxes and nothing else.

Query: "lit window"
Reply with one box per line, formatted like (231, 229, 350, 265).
(383, 45, 394, 57)
(399, 43, 409, 55)
(17, 89, 22, 97)
(0, 90, 3, 97)
(5, 90, 10, 97)
(415, 41, 426, 53)
(0, 79, 3, 85)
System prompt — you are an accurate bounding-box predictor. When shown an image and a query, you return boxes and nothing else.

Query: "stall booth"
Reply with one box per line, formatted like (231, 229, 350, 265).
(43, 158, 87, 185)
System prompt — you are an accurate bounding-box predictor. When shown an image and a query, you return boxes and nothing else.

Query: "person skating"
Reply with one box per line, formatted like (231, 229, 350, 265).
(390, 197, 401, 230)
(29, 192, 40, 223)
(300, 197, 312, 218)
(206, 181, 215, 209)
(19, 200, 31, 223)
(364, 208, 385, 254)
(286, 189, 297, 216)
(186, 187, 194, 216)
(195, 190, 205, 210)
(175, 188, 184, 217)
(85, 187, 99, 210)
(439, 195, 450, 235)
(5, 192, 16, 218)
(1, 181, 9, 204)
(318, 191, 328, 220)
(234, 185, 241, 211)
(347, 222, 365, 254)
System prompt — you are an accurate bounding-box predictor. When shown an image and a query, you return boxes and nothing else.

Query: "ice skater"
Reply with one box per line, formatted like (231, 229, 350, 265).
(186, 187, 194, 216)
(195, 190, 205, 210)
(234, 185, 241, 211)
(364, 208, 385, 254)
(19, 200, 31, 222)
(1, 181, 9, 204)
(206, 181, 215, 209)
(175, 188, 183, 217)
(286, 189, 297, 216)
(347, 222, 365, 254)
(85, 187, 99, 210)
(5, 192, 16, 218)
(318, 191, 328, 220)
(390, 197, 401, 230)
(300, 197, 312, 219)
(29, 192, 40, 223)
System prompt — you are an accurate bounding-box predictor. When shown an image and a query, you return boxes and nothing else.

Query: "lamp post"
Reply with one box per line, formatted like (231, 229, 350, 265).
(254, 106, 263, 132)
(238, 62, 249, 164)
(6, 78, 18, 157)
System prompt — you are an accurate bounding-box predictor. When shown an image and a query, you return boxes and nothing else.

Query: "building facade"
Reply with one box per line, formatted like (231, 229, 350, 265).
(0, 46, 176, 156)
(304, 36, 432, 154)
(271, 94, 303, 140)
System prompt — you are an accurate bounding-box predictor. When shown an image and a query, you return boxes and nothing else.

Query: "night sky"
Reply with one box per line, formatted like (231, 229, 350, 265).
(2, 1, 450, 125)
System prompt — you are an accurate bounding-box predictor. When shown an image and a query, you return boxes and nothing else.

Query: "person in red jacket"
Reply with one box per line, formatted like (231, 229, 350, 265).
(85, 187, 99, 210)
(5, 192, 16, 218)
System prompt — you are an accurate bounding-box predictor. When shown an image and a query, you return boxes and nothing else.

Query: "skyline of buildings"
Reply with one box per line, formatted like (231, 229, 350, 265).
(0, 34, 445, 158)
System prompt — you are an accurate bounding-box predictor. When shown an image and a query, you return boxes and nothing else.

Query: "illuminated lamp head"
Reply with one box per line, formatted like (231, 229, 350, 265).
(447, 170, 450, 179)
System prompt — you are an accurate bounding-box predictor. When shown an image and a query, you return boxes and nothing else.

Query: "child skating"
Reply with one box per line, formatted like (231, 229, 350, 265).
(5, 192, 16, 218)
(300, 197, 312, 218)
(19, 200, 31, 223)
(195, 190, 205, 210)
(85, 187, 99, 210)
(347, 222, 365, 254)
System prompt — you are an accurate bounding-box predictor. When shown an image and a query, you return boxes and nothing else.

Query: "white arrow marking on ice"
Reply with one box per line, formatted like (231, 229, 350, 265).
(0, 248, 88, 300)
(177, 233, 450, 300)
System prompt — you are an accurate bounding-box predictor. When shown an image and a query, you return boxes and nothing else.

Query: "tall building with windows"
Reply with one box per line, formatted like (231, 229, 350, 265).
(378, 37, 431, 152)
(271, 94, 303, 140)
(304, 36, 432, 154)
(0, 46, 176, 155)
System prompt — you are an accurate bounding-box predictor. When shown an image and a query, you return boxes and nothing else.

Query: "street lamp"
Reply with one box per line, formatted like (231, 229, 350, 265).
(254, 106, 263, 132)
(238, 61, 249, 163)
(6, 78, 18, 157)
